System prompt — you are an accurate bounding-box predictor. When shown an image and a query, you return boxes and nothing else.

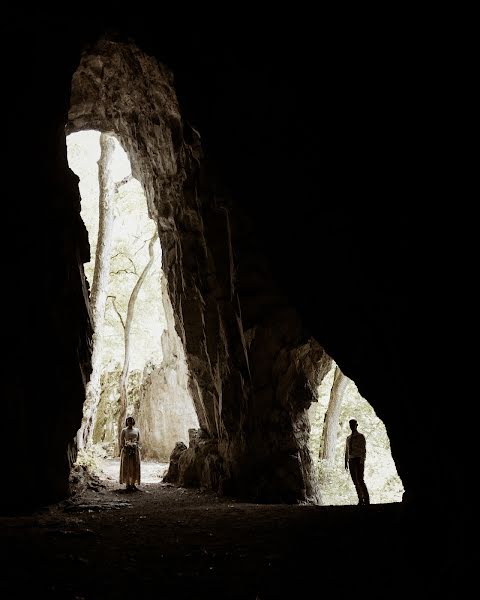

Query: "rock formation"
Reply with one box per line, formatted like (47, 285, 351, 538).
(3, 24, 434, 514)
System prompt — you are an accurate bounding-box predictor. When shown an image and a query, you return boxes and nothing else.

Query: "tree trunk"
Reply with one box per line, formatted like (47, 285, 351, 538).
(116, 232, 158, 452)
(77, 133, 116, 450)
(320, 365, 348, 465)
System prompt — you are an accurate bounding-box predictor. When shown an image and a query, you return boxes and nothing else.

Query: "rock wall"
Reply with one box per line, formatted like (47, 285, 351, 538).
(3, 26, 93, 507)
(67, 38, 330, 502)
(3, 24, 438, 512)
(136, 278, 199, 460)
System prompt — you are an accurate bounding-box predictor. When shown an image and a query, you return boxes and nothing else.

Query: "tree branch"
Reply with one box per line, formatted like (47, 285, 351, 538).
(108, 295, 126, 330)
(114, 174, 133, 193)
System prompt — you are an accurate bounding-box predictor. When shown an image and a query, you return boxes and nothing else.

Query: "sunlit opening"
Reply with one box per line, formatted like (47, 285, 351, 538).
(67, 130, 198, 482)
(308, 361, 404, 504)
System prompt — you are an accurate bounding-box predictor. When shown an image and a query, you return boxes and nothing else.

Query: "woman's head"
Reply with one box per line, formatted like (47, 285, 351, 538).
(126, 416, 135, 427)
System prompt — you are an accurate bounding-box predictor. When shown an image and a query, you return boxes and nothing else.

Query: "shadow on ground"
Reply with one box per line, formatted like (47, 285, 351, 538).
(1, 475, 462, 599)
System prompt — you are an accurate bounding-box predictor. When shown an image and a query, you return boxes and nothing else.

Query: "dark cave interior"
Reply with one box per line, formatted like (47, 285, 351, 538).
(1, 13, 462, 598)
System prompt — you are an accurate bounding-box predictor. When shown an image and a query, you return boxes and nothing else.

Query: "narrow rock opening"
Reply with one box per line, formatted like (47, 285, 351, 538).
(308, 362, 404, 504)
(66, 129, 198, 482)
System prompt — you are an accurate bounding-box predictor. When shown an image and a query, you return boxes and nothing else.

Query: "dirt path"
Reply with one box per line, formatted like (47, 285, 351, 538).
(1, 469, 457, 599)
(96, 457, 169, 484)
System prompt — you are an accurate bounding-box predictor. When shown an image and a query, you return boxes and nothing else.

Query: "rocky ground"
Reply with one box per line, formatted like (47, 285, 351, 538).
(1, 460, 462, 599)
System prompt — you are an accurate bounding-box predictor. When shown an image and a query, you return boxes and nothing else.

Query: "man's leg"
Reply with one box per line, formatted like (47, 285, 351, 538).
(358, 459, 370, 504)
(349, 459, 363, 504)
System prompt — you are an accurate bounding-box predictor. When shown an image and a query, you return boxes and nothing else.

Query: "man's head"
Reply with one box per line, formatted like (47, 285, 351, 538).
(126, 416, 135, 427)
(349, 419, 358, 432)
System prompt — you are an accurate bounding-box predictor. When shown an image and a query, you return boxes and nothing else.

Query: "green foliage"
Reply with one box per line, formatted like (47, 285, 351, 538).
(92, 367, 146, 455)
(74, 446, 104, 476)
(317, 459, 358, 506)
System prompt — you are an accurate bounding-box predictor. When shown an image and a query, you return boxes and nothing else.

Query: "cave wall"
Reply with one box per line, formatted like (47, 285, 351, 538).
(2, 23, 437, 510)
(136, 278, 199, 461)
(3, 28, 93, 507)
(66, 38, 330, 502)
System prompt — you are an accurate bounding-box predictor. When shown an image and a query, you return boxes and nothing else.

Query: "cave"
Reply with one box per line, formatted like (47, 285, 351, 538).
(2, 16, 461, 598)
(66, 129, 199, 465)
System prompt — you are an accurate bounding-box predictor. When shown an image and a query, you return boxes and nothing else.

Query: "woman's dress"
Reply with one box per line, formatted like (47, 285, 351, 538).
(119, 426, 141, 486)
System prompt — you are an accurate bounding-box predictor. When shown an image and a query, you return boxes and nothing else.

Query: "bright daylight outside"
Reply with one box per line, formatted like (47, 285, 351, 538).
(67, 130, 198, 485)
(308, 362, 404, 504)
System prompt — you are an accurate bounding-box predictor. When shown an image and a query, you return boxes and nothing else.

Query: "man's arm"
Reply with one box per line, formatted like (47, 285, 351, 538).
(345, 437, 349, 470)
(360, 434, 366, 459)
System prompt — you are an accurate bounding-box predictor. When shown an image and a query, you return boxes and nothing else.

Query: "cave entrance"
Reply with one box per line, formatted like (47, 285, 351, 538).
(66, 130, 198, 480)
(308, 361, 404, 505)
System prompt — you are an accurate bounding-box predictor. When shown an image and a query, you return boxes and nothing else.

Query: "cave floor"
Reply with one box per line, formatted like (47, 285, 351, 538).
(2, 466, 459, 599)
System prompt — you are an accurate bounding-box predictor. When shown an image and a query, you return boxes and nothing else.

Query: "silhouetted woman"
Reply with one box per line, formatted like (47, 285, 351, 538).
(120, 416, 141, 491)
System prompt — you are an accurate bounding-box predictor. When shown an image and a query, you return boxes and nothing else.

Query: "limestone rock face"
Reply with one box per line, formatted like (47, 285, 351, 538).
(136, 277, 199, 460)
(4, 85, 93, 507)
(67, 38, 330, 502)
(164, 429, 222, 490)
(137, 342, 199, 461)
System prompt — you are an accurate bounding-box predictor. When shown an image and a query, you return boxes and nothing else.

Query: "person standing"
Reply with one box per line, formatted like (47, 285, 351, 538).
(120, 416, 141, 491)
(345, 419, 370, 505)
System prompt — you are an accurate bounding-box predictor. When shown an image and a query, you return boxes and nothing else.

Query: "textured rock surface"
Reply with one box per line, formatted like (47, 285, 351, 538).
(4, 30, 93, 504)
(66, 38, 331, 502)
(136, 289, 199, 460)
(1, 22, 433, 510)
(2, 26, 458, 598)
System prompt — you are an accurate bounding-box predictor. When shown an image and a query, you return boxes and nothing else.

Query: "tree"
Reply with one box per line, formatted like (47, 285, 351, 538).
(112, 231, 159, 451)
(319, 365, 348, 465)
(77, 133, 116, 449)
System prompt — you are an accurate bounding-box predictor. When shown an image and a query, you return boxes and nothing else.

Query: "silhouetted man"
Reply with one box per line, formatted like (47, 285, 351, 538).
(345, 419, 370, 505)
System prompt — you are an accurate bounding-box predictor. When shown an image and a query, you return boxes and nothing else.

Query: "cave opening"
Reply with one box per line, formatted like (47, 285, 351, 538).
(307, 361, 404, 505)
(66, 129, 198, 482)
(59, 36, 405, 505)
